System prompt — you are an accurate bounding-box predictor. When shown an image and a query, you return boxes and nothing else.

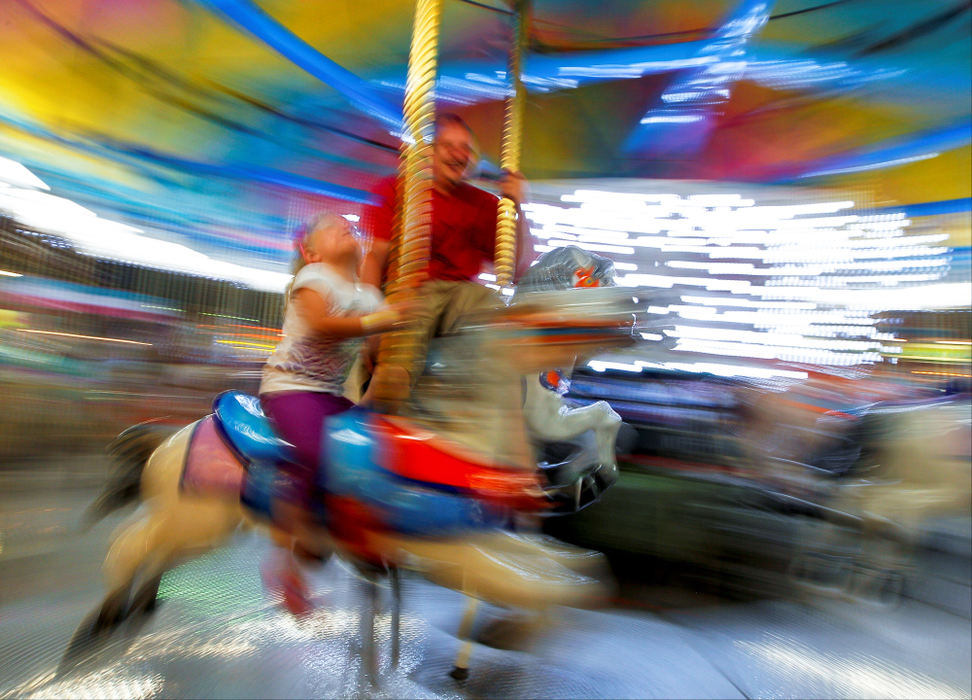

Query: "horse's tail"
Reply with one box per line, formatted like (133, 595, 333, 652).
(81, 418, 174, 528)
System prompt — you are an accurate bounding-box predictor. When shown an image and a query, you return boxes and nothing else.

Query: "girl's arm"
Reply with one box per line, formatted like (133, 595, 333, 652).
(293, 288, 402, 337)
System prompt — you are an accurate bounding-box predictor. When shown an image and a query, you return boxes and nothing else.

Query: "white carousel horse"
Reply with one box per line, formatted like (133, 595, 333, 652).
(516, 246, 627, 509)
(524, 370, 620, 489)
(70, 284, 636, 682)
(786, 392, 971, 604)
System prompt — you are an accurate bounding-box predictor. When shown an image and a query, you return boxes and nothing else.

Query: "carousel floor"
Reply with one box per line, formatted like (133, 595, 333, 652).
(1, 460, 969, 700)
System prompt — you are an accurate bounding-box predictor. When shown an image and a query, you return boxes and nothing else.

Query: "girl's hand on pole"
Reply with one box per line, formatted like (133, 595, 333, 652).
(361, 298, 421, 333)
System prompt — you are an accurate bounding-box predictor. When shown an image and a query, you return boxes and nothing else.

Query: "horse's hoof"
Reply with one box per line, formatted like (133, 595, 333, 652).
(133, 592, 160, 615)
(95, 602, 127, 632)
(131, 576, 163, 616)
(449, 666, 469, 681)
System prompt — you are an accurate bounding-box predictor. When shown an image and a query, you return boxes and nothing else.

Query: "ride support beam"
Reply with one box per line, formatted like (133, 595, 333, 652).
(494, 0, 530, 288)
(372, 0, 442, 408)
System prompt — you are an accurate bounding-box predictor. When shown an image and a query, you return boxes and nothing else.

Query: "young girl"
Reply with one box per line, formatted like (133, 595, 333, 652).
(259, 212, 406, 614)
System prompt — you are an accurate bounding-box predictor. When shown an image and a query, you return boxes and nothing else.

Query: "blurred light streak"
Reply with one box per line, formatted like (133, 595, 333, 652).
(625, 0, 774, 156)
(545, 238, 636, 255)
(193, 0, 403, 133)
(868, 197, 972, 218)
(805, 152, 941, 178)
(198, 323, 282, 335)
(669, 325, 883, 350)
(0, 156, 49, 191)
(680, 295, 816, 310)
(587, 358, 810, 380)
(211, 331, 281, 342)
(16, 329, 153, 346)
(0, 270, 24, 278)
(753, 282, 968, 309)
(587, 360, 643, 373)
(639, 115, 702, 124)
(376, 35, 924, 107)
(215, 339, 275, 351)
(526, 184, 965, 373)
(198, 312, 261, 322)
(672, 339, 885, 365)
(786, 120, 972, 181)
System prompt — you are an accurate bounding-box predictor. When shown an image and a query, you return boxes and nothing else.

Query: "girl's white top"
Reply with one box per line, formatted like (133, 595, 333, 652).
(260, 263, 383, 395)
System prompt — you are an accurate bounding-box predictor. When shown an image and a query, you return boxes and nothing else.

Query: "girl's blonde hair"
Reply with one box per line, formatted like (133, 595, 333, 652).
(285, 212, 347, 300)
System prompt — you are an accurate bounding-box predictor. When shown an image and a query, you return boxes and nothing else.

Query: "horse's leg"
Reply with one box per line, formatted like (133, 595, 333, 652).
(554, 401, 621, 468)
(98, 426, 187, 613)
(450, 593, 479, 681)
(525, 376, 622, 467)
(129, 496, 243, 609)
(588, 401, 622, 468)
(59, 508, 154, 672)
(389, 567, 401, 669)
(63, 423, 245, 674)
(105, 424, 243, 614)
(130, 571, 163, 615)
(358, 571, 381, 687)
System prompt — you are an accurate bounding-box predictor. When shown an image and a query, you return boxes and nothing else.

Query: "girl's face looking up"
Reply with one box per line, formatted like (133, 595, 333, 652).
(303, 215, 360, 266)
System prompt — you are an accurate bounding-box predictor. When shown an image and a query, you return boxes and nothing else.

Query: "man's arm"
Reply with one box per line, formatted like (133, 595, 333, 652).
(360, 177, 397, 289)
(360, 239, 389, 289)
(513, 203, 534, 282)
(498, 171, 535, 282)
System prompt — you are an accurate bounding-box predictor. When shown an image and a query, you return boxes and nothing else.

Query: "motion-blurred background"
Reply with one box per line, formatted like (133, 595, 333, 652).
(0, 1, 969, 697)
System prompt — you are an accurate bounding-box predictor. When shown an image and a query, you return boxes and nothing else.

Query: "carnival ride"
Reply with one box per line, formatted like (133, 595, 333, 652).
(41, 0, 970, 687)
(66, 0, 653, 684)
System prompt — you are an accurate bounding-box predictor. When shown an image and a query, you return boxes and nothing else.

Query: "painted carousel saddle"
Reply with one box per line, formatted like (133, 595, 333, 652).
(180, 391, 297, 521)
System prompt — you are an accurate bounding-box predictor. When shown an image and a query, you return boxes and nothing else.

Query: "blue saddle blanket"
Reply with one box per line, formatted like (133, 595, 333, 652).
(212, 391, 293, 465)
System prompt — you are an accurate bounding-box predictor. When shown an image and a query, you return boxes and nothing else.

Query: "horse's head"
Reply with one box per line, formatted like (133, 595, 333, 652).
(429, 247, 632, 378)
(513, 245, 616, 297)
(497, 246, 630, 373)
(468, 286, 637, 377)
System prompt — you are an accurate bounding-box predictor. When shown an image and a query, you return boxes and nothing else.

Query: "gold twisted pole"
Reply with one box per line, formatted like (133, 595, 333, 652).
(494, 0, 530, 288)
(372, 0, 441, 407)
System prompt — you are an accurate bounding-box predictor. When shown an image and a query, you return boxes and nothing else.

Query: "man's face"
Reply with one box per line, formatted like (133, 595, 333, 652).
(432, 122, 474, 188)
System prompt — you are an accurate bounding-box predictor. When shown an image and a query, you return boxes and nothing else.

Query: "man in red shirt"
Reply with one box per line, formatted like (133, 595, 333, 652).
(360, 112, 533, 407)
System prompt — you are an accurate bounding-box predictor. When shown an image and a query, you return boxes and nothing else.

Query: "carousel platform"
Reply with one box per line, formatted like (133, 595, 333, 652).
(0, 459, 968, 699)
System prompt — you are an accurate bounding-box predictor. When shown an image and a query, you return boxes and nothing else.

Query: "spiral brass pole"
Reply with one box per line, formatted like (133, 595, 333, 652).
(371, 0, 442, 408)
(493, 0, 530, 288)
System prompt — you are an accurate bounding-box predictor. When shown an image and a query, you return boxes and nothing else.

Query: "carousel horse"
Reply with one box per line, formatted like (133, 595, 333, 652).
(785, 391, 971, 605)
(84, 248, 628, 525)
(70, 268, 638, 681)
(515, 246, 625, 512)
(745, 380, 972, 605)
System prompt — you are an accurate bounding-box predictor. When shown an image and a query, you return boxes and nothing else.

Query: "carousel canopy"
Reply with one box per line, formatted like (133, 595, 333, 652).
(0, 0, 968, 274)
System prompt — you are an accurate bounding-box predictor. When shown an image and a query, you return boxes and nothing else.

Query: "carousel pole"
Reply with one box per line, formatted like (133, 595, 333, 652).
(493, 0, 530, 289)
(371, 0, 443, 409)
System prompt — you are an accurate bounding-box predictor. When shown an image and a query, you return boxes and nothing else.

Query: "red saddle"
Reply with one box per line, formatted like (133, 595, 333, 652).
(372, 415, 548, 512)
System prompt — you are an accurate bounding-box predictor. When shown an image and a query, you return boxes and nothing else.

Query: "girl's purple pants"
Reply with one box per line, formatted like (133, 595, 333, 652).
(259, 390, 353, 501)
